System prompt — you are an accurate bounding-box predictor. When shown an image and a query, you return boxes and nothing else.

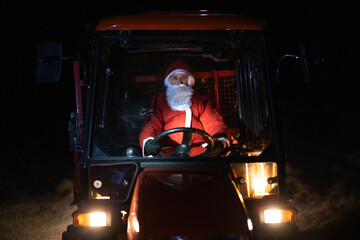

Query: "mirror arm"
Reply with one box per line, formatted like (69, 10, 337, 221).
(299, 44, 311, 83)
(276, 54, 311, 84)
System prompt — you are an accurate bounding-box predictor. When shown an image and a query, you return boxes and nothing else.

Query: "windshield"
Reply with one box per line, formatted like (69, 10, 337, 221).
(90, 31, 273, 159)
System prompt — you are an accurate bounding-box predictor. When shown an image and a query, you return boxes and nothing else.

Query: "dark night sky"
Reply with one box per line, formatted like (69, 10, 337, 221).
(1, 0, 359, 225)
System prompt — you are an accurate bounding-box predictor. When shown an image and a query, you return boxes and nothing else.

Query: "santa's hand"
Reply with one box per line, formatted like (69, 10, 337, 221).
(208, 139, 225, 156)
(144, 139, 161, 155)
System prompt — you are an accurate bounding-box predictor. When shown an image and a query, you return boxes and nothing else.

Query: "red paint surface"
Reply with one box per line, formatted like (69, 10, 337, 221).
(96, 11, 263, 31)
(128, 166, 250, 240)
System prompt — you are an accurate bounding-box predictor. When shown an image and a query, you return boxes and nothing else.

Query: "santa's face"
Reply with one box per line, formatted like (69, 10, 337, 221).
(166, 73, 194, 111)
(168, 73, 190, 86)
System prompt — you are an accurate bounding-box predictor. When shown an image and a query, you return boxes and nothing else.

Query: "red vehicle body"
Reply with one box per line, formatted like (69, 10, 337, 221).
(128, 167, 250, 239)
(36, 10, 298, 240)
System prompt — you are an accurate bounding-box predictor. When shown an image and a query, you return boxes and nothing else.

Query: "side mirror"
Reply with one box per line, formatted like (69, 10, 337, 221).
(276, 44, 311, 84)
(36, 42, 63, 82)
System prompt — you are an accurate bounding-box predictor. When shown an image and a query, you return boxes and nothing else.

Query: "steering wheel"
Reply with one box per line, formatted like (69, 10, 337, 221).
(152, 127, 214, 157)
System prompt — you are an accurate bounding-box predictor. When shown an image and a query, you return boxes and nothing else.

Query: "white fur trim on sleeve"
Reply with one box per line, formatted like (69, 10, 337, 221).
(142, 137, 154, 157)
(217, 137, 230, 148)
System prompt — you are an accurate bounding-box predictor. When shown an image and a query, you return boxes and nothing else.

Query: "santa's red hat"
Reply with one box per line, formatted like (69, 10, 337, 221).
(164, 59, 195, 87)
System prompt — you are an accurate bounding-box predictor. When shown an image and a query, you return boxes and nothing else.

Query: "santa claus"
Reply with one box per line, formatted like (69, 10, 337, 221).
(139, 59, 229, 157)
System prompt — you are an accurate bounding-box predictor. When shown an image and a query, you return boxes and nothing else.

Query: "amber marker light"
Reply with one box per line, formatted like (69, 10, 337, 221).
(262, 209, 296, 224)
(74, 212, 111, 227)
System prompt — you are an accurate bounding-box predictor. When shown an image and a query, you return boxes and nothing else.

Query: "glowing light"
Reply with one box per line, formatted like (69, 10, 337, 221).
(247, 218, 253, 231)
(91, 193, 110, 199)
(246, 150, 263, 156)
(253, 164, 267, 196)
(93, 180, 102, 188)
(94, 196, 111, 199)
(248, 163, 268, 197)
(131, 213, 140, 233)
(89, 212, 107, 227)
(242, 162, 277, 198)
(261, 208, 296, 224)
(74, 211, 110, 227)
(264, 209, 281, 223)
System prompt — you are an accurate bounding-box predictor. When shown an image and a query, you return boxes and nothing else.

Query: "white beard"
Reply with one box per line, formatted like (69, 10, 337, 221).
(166, 84, 194, 111)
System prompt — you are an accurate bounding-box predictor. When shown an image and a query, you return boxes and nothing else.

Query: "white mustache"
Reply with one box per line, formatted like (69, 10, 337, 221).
(166, 85, 194, 111)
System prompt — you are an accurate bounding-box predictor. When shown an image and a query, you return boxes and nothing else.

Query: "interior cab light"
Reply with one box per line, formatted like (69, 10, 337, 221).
(246, 150, 263, 157)
(91, 192, 110, 200)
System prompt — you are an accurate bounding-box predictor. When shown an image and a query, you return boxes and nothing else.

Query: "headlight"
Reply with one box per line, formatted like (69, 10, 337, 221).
(232, 162, 278, 198)
(261, 209, 296, 224)
(74, 211, 111, 227)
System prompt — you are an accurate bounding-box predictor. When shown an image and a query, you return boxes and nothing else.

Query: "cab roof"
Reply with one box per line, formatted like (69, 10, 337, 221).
(95, 10, 263, 31)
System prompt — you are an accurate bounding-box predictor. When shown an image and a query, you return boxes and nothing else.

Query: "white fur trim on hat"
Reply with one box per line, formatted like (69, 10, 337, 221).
(164, 69, 195, 87)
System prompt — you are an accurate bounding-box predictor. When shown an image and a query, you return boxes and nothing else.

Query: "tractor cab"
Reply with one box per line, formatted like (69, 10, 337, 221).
(37, 11, 297, 240)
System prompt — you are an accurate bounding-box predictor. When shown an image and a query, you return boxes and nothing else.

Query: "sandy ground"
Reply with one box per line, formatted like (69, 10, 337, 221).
(285, 162, 360, 240)
(0, 179, 76, 240)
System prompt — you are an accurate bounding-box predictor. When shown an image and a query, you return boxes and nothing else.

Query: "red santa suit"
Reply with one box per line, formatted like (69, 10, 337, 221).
(139, 92, 229, 156)
(139, 59, 229, 156)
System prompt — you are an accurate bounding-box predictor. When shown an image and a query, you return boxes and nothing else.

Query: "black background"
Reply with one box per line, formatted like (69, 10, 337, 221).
(1, 0, 360, 238)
